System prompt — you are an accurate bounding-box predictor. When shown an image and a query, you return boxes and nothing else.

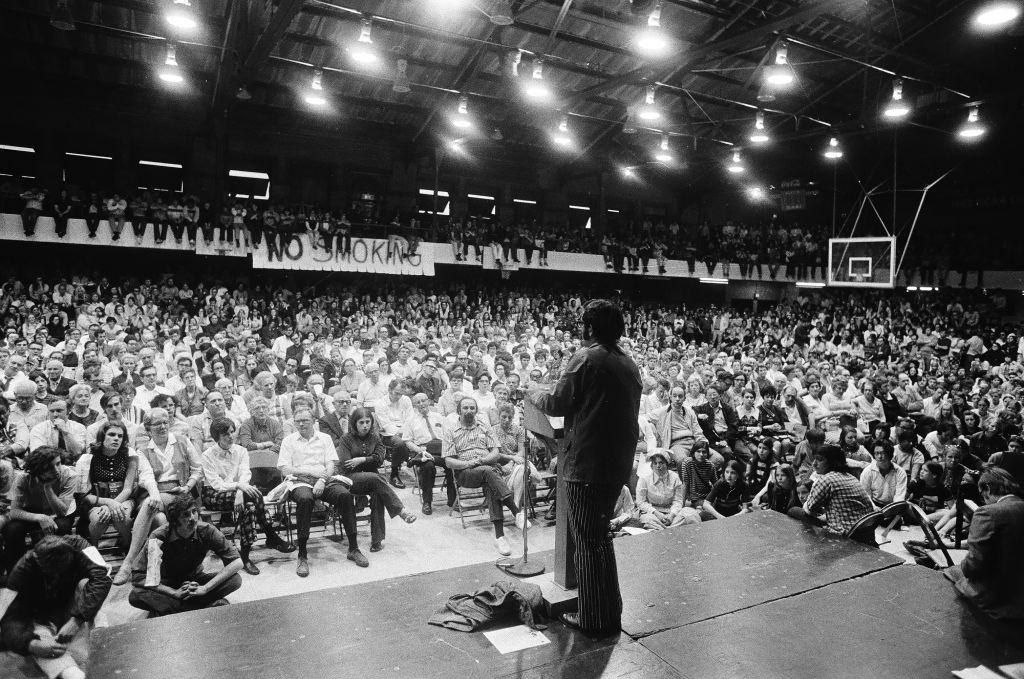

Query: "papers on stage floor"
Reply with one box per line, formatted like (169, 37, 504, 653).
(483, 625, 550, 654)
(952, 666, 1004, 679)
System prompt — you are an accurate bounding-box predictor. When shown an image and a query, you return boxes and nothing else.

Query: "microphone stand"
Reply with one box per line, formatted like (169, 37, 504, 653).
(506, 438, 545, 578)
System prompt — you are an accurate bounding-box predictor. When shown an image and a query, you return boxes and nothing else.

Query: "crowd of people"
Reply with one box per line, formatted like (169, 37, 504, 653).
(1, 265, 1023, 676)
(5, 182, 889, 279)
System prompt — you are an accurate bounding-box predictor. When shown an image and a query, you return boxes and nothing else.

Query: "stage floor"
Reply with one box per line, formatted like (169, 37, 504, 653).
(85, 511, 1022, 679)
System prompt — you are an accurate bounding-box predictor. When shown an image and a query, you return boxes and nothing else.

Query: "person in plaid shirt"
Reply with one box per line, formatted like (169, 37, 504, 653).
(788, 445, 874, 543)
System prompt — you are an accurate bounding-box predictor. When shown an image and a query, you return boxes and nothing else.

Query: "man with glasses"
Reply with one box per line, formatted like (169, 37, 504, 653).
(132, 366, 171, 413)
(186, 391, 241, 453)
(402, 392, 452, 514)
(356, 362, 388, 406)
(29, 401, 87, 462)
(279, 408, 364, 576)
(317, 389, 351, 447)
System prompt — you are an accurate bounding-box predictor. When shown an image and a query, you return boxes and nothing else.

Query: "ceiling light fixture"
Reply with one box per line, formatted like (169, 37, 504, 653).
(746, 186, 766, 201)
(50, 0, 75, 31)
(304, 70, 327, 106)
(882, 78, 911, 119)
(489, 0, 514, 25)
(958, 104, 987, 139)
(165, 0, 197, 30)
(524, 59, 551, 99)
(635, 1, 669, 56)
(727, 150, 745, 173)
(235, 84, 252, 100)
(654, 133, 673, 162)
(823, 136, 843, 159)
(158, 43, 185, 84)
(393, 59, 411, 93)
(452, 95, 473, 129)
(974, 1, 1022, 27)
(351, 19, 378, 65)
(552, 115, 573, 146)
(749, 110, 770, 143)
(764, 41, 795, 87)
(638, 85, 661, 121)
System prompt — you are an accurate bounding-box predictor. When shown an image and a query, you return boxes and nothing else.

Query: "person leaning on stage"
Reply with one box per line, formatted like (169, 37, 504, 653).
(528, 298, 642, 637)
(278, 407, 365, 575)
(128, 494, 244, 617)
(442, 396, 523, 557)
(787, 445, 875, 544)
(944, 467, 1024, 622)
(0, 534, 112, 679)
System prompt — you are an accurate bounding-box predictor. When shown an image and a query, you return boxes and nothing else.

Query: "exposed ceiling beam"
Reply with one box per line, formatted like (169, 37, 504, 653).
(238, 0, 306, 79)
(210, 0, 248, 118)
(541, 0, 575, 56)
(565, 0, 852, 105)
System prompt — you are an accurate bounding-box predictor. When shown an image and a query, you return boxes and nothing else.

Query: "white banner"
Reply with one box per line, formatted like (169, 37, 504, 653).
(252, 235, 434, 275)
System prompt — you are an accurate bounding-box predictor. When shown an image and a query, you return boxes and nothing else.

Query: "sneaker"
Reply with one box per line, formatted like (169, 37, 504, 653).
(399, 509, 417, 524)
(515, 511, 532, 530)
(494, 536, 512, 556)
(296, 557, 309, 577)
(347, 549, 369, 568)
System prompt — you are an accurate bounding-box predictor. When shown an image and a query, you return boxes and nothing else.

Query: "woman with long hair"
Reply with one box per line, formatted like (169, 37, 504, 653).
(751, 463, 800, 514)
(336, 407, 416, 555)
(74, 422, 138, 548)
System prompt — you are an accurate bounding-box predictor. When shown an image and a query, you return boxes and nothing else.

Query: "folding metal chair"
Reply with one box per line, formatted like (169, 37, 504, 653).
(450, 475, 490, 529)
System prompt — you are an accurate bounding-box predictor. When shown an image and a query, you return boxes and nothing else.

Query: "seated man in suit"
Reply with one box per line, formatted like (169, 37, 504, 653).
(944, 467, 1024, 622)
(402, 392, 453, 514)
(692, 384, 735, 468)
(650, 387, 708, 468)
(318, 388, 351, 448)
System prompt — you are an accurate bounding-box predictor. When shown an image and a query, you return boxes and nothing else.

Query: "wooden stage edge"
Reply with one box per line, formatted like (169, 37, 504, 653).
(87, 513, 1022, 679)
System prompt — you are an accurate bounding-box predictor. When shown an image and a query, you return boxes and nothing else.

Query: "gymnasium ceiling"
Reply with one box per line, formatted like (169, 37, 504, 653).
(1, 0, 1022, 180)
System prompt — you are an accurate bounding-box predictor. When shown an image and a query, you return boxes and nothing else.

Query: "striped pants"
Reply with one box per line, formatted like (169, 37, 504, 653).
(563, 481, 623, 630)
(203, 487, 263, 549)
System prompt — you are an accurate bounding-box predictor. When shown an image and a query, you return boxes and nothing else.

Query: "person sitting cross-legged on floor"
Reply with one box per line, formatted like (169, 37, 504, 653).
(200, 417, 295, 575)
(278, 407, 364, 576)
(128, 494, 243, 617)
(636, 449, 701, 530)
(336, 407, 417, 554)
(0, 534, 112, 679)
(442, 396, 523, 556)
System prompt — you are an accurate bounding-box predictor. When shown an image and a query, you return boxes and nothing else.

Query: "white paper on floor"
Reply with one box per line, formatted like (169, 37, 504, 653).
(483, 625, 551, 654)
(952, 666, 1004, 679)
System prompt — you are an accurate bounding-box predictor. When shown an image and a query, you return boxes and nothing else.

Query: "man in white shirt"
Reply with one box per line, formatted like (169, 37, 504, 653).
(401, 392, 451, 513)
(29, 400, 86, 460)
(356, 363, 388, 406)
(278, 408, 363, 576)
(132, 365, 171, 412)
(186, 391, 241, 453)
(373, 378, 415, 488)
(860, 440, 908, 509)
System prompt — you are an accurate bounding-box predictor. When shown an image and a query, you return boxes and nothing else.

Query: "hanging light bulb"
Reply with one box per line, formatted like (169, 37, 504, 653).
(727, 150, 745, 173)
(507, 50, 522, 78)
(749, 110, 770, 143)
(235, 84, 252, 101)
(303, 70, 327, 106)
(50, 0, 75, 31)
(764, 42, 795, 87)
(654, 133, 673, 162)
(635, 1, 669, 56)
(489, 0, 514, 25)
(165, 0, 197, 30)
(638, 85, 661, 121)
(158, 43, 185, 84)
(823, 136, 843, 159)
(958, 105, 987, 140)
(452, 95, 472, 129)
(622, 108, 639, 134)
(756, 81, 776, 103)
(393, 59, 411, 93)
(351, 19, 378, 65)
(882, 78, 911, 119)
(524, 59, 551, 99)
(552, 115, 572, 146)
